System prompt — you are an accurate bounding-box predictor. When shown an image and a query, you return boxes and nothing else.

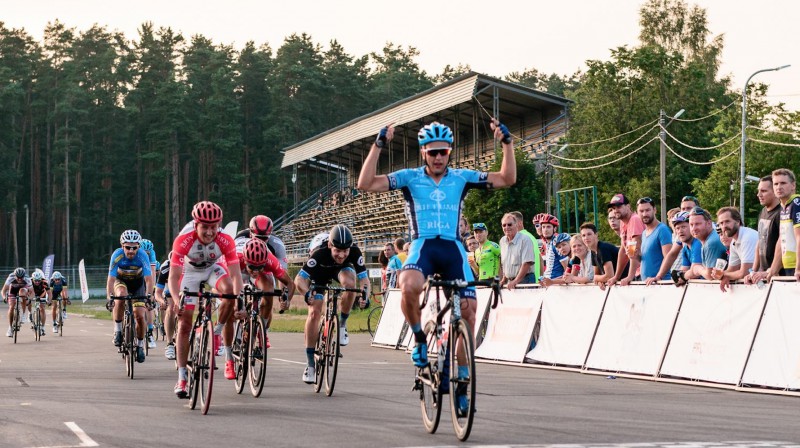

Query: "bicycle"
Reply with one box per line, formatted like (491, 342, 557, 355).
(154, 303, 166, 341)
(233, 286, 284, 397)
(109, 294, 150, 379)
(308, 283, 367, 397)
(413, 276, 501, 442)
(31, 296, 46, 341)
(5, 295, 22, 344)
(54, 297, 69, 337)
(366, 290, 387, 338)
(181, 284, 238, 415)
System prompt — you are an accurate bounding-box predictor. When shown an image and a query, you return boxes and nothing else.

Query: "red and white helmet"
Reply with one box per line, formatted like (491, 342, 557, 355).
(249, 215, 273, 238)
(243, 238, 270, 266)
(540, 214, 559, 227)
(192, 201, 223, 224)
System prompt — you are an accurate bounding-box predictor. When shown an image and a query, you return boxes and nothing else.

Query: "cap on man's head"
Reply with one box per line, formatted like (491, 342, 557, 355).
(472, 222, 487, 231)
(607, 194, 629, 208)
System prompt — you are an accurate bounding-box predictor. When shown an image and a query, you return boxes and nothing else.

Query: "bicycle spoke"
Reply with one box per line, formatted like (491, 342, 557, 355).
(450, 320, 476, 441)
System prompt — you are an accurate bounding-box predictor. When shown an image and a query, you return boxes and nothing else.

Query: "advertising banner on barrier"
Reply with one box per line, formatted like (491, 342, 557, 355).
(526, 285, 607, 367)
(586, 284, 683, 375)
(371, 289, 406, 347)
(475, 287, 542, 363)
(741, 280, 800, 389)
(659, 282, 768, 384)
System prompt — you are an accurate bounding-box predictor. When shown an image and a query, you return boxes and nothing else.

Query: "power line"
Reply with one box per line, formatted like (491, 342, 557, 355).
(563, 119, 658, 147)
(748, 125, 800, 138)
(551, 137, 658, 170)
(550, 126, 657, 162)
(672, 101, 736, 122)
(660, 125, 740, 150)
(748, 137, 800, 149)
(660, 138, 739, 165)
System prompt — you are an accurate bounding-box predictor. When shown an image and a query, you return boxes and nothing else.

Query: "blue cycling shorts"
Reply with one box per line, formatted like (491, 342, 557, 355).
(403, 237, 476, 299)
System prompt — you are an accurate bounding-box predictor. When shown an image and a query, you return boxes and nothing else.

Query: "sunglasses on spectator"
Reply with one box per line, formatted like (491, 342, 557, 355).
(246, 264, 265, 272)
(681, 195, 699, 203)
(423, 148, 452, 157)
(123, 245, 139, 251)
(689, 206, 711, 219)
(501, 222, 515, 227)
(637, 197, 654, 205)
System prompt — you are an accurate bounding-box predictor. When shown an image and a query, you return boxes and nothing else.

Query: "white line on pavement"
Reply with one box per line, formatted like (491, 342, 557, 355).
(271, 357, 401, 366)
(271, 357, 305, 365)
(23, 422, 99, 448)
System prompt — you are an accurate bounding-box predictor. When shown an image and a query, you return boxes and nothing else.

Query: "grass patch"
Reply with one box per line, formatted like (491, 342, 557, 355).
(71, 299, 375, 334)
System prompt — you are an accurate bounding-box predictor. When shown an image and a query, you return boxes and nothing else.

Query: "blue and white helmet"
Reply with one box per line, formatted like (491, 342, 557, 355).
(418, 122, 454, 147)
(552, 233, 571, 246)
(120, 229, 142, 245)
(51, 271, 64, 281)
(141, 239, 154, 252)
(31, 271, 44, 281)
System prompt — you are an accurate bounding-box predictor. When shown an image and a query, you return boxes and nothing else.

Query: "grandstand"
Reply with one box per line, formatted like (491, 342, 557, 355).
(276, 72, 570, 263)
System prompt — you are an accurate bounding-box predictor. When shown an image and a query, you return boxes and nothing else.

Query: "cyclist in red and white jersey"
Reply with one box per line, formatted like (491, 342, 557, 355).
(167, 201, 243, 398)
(238, 239, 296, 347)
(234, 215, 289, 271)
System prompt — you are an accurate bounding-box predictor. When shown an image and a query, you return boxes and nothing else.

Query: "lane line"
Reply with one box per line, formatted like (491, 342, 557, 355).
(271, 357, 305, 365)
(271, 357, 402, 366)
(65, 422, 99, 447)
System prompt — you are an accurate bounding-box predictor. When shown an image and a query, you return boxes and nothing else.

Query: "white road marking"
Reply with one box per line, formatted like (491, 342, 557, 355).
(271, 357, 401, 366)
(271, 357, 305, 365)
(23, 422, 99, 448)
(399, 443, 800, 448)
(79, 330, 88, 333)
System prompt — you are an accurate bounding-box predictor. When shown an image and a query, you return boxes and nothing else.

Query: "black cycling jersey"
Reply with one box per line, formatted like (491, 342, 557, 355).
(298, 244, 367, 285)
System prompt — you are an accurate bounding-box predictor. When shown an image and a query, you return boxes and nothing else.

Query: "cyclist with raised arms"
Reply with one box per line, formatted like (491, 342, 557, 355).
(358, 119, 516, 411)
(106, 230, 154, 363)
(294, 224, 369, 384)
(3, 268, 32, 337)
(235, 215, 289, 272)
(238, 238, 296, 346)
(167, 201, 242, 398)
(49, 271, 70, 333)
(30, 271, 49, 336)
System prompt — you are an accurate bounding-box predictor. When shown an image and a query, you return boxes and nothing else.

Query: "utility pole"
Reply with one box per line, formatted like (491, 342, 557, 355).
(24, 204, 29, 269)
(659, 110, 666, 223)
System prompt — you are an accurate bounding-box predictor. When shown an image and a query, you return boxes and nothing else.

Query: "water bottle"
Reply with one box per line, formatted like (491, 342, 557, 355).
(748, 269, 766, 290)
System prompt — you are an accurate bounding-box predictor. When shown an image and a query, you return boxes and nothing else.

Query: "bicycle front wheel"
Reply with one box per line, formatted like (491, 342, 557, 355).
(324, 315, 340, 397)
(419, 320, 442, 434)
(313, 318, 325, 394)
(13, 303, 19, 344)
(188, 326, 200, 410)
(450, 319, 476, 441)
(34, 309, 41, 342)
(232, 319, 248, 394)
(367, 306, 383, 339)
(248, 317, 267, 397)
(57, 302, 64, 337)
(199, 320, 215, 415)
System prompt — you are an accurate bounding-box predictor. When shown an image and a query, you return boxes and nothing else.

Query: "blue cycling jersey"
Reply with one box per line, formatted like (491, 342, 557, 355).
(387, 166, 489, 241)
(108, 248, 152, 282)
(144, 247, 157, 268)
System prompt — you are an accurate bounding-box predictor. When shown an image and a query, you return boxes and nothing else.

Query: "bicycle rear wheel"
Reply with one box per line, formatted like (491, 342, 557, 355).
(199, 320, 215, 415)
(450, 319, 476, 441)
(248, 317, 267, 397)
(419, 320, 442, 434)
(313, 318, 325, 394)
(188, 326, 200, 410)
(232, 319, 248, 394)
(324, 314, 340, 397)
(367, 306, 383, 338)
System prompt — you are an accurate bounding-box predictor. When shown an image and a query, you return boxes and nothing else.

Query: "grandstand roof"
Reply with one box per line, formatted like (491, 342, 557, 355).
(280, 72, 571, 168)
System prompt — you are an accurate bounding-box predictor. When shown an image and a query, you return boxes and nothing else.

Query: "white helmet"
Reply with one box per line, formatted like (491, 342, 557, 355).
(31, 271, 44, 281)
(120, 229, 142, 245)
(51, 271, 64, 281)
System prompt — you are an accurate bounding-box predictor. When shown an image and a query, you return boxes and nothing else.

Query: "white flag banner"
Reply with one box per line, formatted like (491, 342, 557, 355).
(223, 221, 239, 237)
(741, 280, 800, 389)
(79, 259, 90, 303)
(42, 254, 55, 281)
(475, 287, 542, 363)
(659, 281, 768, 384)
(586, 284, 683, 375)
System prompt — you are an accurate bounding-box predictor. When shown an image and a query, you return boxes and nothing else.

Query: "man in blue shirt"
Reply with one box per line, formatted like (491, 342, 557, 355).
(358, 119, 516, 414)
(637, 197, 673, 281)
(688, 206, 728, 280)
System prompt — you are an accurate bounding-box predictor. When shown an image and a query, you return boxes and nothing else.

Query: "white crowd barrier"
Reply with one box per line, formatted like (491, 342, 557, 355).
(526, 285, 607, 367)
(585, 283, 682, 376)
(371, 279, 799, 396)
(659, 281, 769, 385)
(371, 289, 406, 348)
(741, 279, 800, 390)
(474, 287, 541, 363)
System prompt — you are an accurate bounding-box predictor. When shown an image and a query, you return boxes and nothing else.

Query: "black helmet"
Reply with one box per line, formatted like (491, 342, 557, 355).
(328, 224, 353, 250)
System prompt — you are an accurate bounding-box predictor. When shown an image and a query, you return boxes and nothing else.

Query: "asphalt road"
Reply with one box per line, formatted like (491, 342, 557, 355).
(0, 306, 798, 448)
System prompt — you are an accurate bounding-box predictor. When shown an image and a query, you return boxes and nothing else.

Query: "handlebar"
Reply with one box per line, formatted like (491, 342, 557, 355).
(309, 282, 368, 306)
(421, 276, 503, 310)
(182, 290, 239, 300)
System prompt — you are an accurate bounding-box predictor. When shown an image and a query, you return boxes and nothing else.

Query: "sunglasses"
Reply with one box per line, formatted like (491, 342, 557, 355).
(637, 197, 654, 205)
(423, 147, 452, 157)
(472, 223, 486, 229)
(247, 264, 265, 272)
(123, 245, 139, 251)
(501, 223, 515, 227)
(681, 195, 699, 203)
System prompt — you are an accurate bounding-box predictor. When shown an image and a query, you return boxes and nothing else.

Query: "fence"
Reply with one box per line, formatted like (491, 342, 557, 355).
(372, 278, 800, 396)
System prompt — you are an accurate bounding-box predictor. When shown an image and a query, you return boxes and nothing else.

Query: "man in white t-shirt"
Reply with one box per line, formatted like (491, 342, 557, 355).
(714, 206, 758, 292)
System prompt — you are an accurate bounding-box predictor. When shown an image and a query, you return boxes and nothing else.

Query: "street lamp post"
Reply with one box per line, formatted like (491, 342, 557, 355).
(659, 108, 684, 222)
(740, 64, 790, 219)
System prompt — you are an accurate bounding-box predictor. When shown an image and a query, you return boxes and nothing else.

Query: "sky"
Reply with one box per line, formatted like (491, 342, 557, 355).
(3, 0, 798, 111)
